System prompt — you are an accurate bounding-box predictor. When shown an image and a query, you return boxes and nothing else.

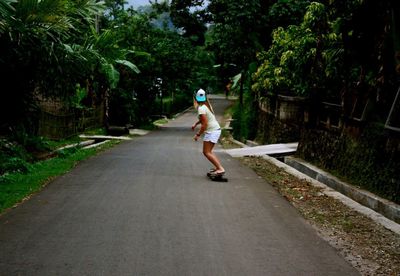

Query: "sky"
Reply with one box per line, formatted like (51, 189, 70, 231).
(125, 0, 152, 8)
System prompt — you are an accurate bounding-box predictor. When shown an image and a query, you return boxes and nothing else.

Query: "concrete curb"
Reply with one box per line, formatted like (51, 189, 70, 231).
(56, 140, 95, 151)
(229, 139, 249, 148)
(173, 106, 194, 119)
(284, 156, 400, 224)
(129, 129, 150, 136)
(82, 140, 111, 149)
(79, 135, 132, 141)
(227, 137, 400, 235)
(264, 155, 400, 235)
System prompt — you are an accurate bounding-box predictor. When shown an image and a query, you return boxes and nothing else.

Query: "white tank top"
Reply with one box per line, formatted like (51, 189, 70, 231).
(198, 104, 220, 132)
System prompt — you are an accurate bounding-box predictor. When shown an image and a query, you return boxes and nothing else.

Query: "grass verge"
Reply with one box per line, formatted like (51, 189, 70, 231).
(0, 140, 120, 214)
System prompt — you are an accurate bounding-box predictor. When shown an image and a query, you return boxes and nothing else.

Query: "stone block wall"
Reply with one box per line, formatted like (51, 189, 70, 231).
(297, 123, 400, 204)
(256, 93, 400, 203)
(256, 95, 306, 144)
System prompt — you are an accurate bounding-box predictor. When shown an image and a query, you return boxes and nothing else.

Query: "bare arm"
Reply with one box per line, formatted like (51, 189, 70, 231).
(191, 120, 201, 130)
(193, 114, 208, 141)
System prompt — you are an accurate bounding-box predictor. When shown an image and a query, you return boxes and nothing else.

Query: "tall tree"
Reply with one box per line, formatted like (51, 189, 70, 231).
(0, 0, 105, 133)
(104, 0, 127, 19)
(102, 8, 212, 124)
(170, 0, 208, 45)
(151, 0, 208, 45)
(207, 0, 272, 104)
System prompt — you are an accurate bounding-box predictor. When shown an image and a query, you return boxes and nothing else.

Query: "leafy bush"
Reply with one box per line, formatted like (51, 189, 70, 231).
(9, 125, 51, 153)
(268, 0, 312, 29)
(231, 89, 258, 142)
(158, 93, 192, 118)
(0, 127, 74, 175)
(108, 88, 139, 126)
(0, 140, 31, 175)
(253, 2, 339, 97)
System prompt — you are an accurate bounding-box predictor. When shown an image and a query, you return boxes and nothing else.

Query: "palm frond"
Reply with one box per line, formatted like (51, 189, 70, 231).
(116, 59, 141, 74)
(231, 73, 242, 89)
(66, 0, 105, 26)
(102, 63, 120, 89)
(0, 0, 16, 17)
(0, 0, 16, 34)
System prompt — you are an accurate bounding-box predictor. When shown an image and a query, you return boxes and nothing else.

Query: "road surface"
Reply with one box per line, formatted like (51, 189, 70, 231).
(0, 97, 359, 275)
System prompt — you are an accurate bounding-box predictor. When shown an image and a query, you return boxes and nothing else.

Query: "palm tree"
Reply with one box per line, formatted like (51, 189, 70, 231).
(0, 0, 15, 34)
(0, 0, 109, 134)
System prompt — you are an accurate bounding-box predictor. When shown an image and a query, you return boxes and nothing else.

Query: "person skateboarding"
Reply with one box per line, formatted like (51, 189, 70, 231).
(192, 89, 225, 178)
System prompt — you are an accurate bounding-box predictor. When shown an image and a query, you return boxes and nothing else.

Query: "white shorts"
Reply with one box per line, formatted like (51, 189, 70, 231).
(203, 129, 221, 144)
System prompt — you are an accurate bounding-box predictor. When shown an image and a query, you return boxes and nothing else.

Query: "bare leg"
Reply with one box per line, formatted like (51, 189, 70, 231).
(203, 141, 225, 173)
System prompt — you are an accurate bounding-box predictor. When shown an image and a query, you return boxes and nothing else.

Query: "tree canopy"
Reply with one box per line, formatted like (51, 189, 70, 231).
(0, 0, 398, 137)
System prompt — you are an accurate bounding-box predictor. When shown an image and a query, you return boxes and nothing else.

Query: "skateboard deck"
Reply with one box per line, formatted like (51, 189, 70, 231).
(207, 172, 228, 182)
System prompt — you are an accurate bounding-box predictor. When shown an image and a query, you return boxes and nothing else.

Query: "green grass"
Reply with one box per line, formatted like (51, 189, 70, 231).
(45, 136, 82, 150)
(0, 140, 119, 214)
(153, 118, 169, 125)
(42, 128, 107, 150)
(83, 127, 107, 136)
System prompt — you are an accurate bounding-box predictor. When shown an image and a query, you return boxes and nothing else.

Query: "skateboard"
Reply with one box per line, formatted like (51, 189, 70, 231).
(207, 171, 228, 182)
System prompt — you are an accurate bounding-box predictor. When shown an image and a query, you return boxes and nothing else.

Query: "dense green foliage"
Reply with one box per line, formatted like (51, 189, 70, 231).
(104, 8, 213, 124)
(252, 0, 399, 120)
(169, 0, 208, 45)
(207, 0, 271, 102)
(231, 90, 258, 142)
(253, 2, 335, 97)
(0, 0, 213, 135)
(0, 0, 137, 133)
(0, 0, 213, 174)
(207, 0, 399, 202)
(0, 0, 399, 203)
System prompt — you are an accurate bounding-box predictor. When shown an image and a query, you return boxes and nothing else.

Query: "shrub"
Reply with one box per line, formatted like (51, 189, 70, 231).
(232, 89, 258, 142)
(253, 2, 338, 97)
(0, 140, 31, 175)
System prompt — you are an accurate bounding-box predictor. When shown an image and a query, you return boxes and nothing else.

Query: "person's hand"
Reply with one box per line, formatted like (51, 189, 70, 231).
(193, 134, 199, 141)
(191, 124, 196, 131)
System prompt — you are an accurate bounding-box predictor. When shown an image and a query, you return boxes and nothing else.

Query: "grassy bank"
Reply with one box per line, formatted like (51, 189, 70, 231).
(0, 140, 120, 214)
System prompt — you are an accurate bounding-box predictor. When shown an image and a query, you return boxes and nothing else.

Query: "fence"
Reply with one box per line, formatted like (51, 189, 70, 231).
(38, 103, 104, 140)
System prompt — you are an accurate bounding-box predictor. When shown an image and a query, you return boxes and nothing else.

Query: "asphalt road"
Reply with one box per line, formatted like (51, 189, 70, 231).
(0, 97, 359, 275)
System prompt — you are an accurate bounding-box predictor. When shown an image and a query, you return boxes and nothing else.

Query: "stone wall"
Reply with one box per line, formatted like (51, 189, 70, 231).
(256, 94, 400, 203)
(256, 95, 306, 144)
(297, 123, 400, 204)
